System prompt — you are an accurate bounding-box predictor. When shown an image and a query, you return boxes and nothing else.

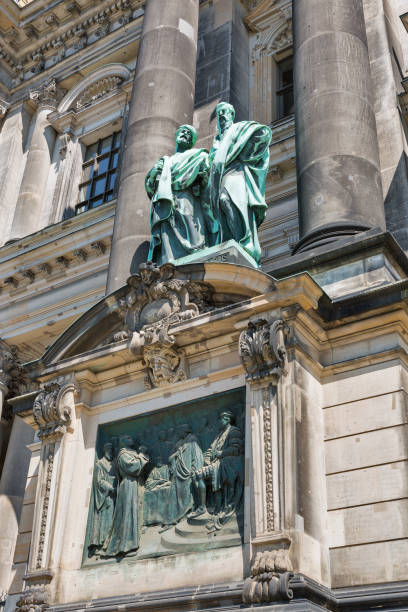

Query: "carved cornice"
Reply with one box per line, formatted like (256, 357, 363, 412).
(32, 382, 75, 440)
(239, 319, 288, 382)
(0, 0, 143, 86)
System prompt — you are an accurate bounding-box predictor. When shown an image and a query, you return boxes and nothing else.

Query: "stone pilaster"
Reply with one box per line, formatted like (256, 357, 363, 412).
(106, 0, 200, 292)
(293, 0, 386, 253)
(9, 80, 61, 241)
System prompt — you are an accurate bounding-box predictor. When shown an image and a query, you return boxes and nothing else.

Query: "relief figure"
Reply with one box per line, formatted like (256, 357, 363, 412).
(143, 457, 171, 527)
(191, 410, 244, 522)
(163, 423, 204, 528)
(103, 436, 149, 556)
(88, 442, 116, 554)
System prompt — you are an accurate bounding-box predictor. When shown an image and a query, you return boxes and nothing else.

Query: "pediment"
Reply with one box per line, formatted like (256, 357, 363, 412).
(39, 262, 275, 368)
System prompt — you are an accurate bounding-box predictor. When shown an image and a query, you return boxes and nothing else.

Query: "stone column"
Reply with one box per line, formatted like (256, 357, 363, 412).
(106, 0, 200, 293)
(293, 0, 386, 253)
(9, 80, 58, 242)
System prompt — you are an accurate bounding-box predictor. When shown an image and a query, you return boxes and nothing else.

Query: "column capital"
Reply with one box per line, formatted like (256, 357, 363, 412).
(0, 339, 29, 398)
(239, 318, 289, 383)
(29, 79, 65, 111)
(33, 382, 76, 442)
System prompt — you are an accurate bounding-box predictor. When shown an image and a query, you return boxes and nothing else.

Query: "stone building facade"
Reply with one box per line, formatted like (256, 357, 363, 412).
(0, 0, 408, 610)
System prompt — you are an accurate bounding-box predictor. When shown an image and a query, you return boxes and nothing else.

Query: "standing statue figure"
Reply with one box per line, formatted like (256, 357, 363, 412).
(145, 124, 217, 265)
(143, 456, 171, 527)
(88, 442, 117, 555)
(209, 102, 272, 264)
(103, 435, 149, 556)
(163, 423, 203, 528)
(191, 410, 244, 522)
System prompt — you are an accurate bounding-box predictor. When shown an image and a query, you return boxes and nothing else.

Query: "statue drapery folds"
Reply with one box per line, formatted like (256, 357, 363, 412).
(145, 105, 272, 267)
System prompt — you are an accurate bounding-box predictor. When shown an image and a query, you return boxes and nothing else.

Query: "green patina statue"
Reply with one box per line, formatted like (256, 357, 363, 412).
(209, 102, 272, 264)
(144, 105, 272, 267)
(145, 124, 217, 265)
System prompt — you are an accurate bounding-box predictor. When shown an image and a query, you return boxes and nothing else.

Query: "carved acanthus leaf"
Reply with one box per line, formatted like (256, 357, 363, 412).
(242, 549, 293, 604)
(239, 319, 288, 382)
(30, 79, 65, 109)
(33, 382, 73, 440)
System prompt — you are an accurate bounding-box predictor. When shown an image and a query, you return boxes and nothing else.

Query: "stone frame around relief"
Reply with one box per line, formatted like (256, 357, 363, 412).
(82, 387, 246, 566)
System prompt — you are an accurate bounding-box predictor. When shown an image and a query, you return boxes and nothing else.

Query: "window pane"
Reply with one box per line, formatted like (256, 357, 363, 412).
(79, 182, 91, 202)
(108, 171, 117, 190)
(100, 135, 113, 156)
(110, 151, 119, 169)
(76, 203, 88, 214)
(92, 176, 107, 197)
(81, 163, 94, 182)
(113, 132, 121, 147)
(96, 155, 109, 175)
(90, 196, 104, 208)
(106, 192, 114, 202)
(84, 143, 98, 162)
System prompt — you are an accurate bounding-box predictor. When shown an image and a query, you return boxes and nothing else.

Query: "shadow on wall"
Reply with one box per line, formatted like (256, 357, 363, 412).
(385, 151, 408, 251)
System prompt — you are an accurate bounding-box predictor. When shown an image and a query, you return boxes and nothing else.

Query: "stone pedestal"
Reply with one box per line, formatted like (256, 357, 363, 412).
(293, 0, 386, 253)
(107, 0, 200, 293)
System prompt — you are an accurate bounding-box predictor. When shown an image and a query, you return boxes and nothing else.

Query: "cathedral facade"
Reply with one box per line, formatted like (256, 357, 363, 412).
(0, 0, 408, 610)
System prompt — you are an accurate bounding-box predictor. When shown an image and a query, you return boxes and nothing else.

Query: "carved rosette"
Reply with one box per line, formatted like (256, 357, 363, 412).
(242, 549, 293, 604)
(33, 382, 72, 441)
(239, 318, 288, 382)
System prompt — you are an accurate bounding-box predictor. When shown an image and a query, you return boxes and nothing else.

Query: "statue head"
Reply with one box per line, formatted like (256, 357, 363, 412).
(156, 456, 163, 467)
(175, 124, 197, 150)
(219, 410, 234, 429)
(139, 445, 148, 456)
(178, 422, 192, 439)
(199, 416, 208, 430)
(216, 102, 235, 135)
(103, 442, 114, 460)
(138, 261, 160, 286)
(119, 434, 135, 449)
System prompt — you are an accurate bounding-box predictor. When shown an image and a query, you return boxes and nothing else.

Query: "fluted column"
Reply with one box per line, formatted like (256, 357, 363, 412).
(9, 80, 58, 241)
(107, 0, 200, 293)
(293, 0, 386, 253)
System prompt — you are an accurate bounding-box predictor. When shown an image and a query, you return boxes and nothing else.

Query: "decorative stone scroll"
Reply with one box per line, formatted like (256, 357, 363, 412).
(242, 549, 293, 604)
(33, 382, 72, 441)
(239, 318, 288, 381)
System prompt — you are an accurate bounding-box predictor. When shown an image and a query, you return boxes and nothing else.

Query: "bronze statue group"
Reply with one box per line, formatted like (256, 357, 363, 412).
(145, 102, 272, 266)
(87, 410, 244, 559)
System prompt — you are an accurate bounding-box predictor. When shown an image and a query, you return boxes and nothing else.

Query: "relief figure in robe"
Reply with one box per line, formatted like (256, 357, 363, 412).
(143, 457, 171, 527)
(103, 435, 149, 556)
(191, 410, 244, 522)
(145, 124, 217, 265)
(162, 423, 203, 529)
(88, 442, 116, 555)
(208, 102, 272, 264)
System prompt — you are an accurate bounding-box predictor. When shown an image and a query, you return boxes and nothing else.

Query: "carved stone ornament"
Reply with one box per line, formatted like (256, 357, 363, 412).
(242, 549, 293, 604)
(116, 261, 213, 388)
(139, 343, 187, 390)
(239, 319, 288, 381)
(75, 75, 124, 109)
(252, 19, 292, 61)
(0, 339, 31, 399)
(33, 382, 72, 441)
(15, 587, 49, 612)
(30, 79, 65, 109)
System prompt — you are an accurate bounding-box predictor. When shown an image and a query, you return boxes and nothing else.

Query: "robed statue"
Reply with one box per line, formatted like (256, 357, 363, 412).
(143, 457, 171, 527)
(145, 124, 217, 265)
(209, 102, 272, 264)
(88, 442, 116, 554)
(103, 436, 149, 556)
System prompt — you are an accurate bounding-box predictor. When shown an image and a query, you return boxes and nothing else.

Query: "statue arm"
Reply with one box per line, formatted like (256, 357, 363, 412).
(240, 125, 272, 162)
(145, 158, 165, 197)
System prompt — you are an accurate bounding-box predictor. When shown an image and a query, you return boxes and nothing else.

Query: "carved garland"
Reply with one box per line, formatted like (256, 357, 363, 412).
(36, 444, 55, 569)
(263, 387, 274, 532)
